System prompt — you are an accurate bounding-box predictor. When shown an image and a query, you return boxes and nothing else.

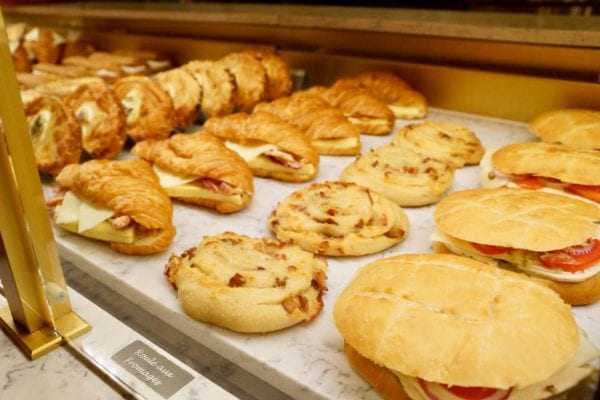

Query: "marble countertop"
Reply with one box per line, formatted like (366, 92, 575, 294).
(0, 288, 237, 400)
(42, 108, 600, 400)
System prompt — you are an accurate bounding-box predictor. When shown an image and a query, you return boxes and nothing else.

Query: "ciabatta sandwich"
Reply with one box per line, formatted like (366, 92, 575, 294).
(431, 188, 600, 305)
(334, 254, 599, 400)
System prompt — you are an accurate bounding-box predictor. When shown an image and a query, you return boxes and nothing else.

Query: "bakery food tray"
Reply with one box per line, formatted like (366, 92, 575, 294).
(45, 108, 600, 399)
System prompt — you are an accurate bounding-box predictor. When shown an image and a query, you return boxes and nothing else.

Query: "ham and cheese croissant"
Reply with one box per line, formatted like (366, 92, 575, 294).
(336, 69, 428, 119)
(254, 92, 361, 155)
(203, 111, 319, 182)
(243, 47, 292, 101)
(131, 132, 254, 213)
(304, 82, 394, 135)
(53, 159, 175, 255)
(219, 52, 267, 112)
(183, 60, 236, 118)
(155, 68, 202, 129)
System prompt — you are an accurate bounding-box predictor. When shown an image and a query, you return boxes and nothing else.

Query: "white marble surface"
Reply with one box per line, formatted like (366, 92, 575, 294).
(44, 109, 600, 400)
(0, 288, 237, 400)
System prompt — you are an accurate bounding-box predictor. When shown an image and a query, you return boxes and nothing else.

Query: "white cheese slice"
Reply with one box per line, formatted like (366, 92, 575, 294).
(51, 32, 65, 46)
(121, 89, 143, 124)
(9, 40, 20, 54)
(76, 101, 106, 139)
(24, 28, 39, 42)
(166, 184, 243, 205)
(54, 191, 81, 225)
(147, 60, 171, 71)
(347, 116, 389, 126)
(479, 148, 508, 189)
(311, 136, 359, 149)
(519, 256, 600, 283)
(121, 65, 147, 75)
(389, 105, 423, 118)
(224, 140, 278, 162)
(78, 199, 116, 233)
(152, 165, 197, 188)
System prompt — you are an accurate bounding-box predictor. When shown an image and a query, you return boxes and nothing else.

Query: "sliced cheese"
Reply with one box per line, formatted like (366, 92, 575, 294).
(76, 101, 106, 139)
(54, 191, 81, 225)
(147, 60, 171, 71)
(152, 165, 197, 188)
(9, 40, 19, 54)
(347, 116, 389, 126)
(51, 32, 65, 46)
(24, 28, 39, 42)
(57, 220, 135, 244)
(311, 136, 359, 149)
(224, 140, 278, 162)
(121, 65, 147, 75)
(78, 199, 116, 233)
(121, 89, 143, 124)
(166, 184, 243, 205)
(389, 105, 424, 118)
(520, 256, 600, 283)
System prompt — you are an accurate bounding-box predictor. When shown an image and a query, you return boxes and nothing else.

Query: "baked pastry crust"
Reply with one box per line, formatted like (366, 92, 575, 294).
(334, 253, 579, 389)
(56, 159, 175, 255)
(35, 77, 106, 98)
(204, 111, 319, 182)
(219, 52, 267, 112)
(336, 69, 428, 119)
(24, 94, 82, 175)
(492, 142, 600, 185)
(244, 47, 292, 101)
(183, 60, 236, 118)
(254, 92, 361, 155)
(155, 68, 202, 129)
(62, 55, 123, 82)
(22, 27, 64, 64)
(434, 188, 600, 252)
(392, 121, 484, 167)
(341, 145, 454, 206)
(12, 46, 31, 73)
(164, 231, 328, 333)
(530, 109, 600, 150)
(131, 132, 254, 213)
(17, 72, 59, 90)
(64, 82, 127, 159)
(112, 76, 175, 142)
(268, 181, 408, 256)
(305, 82, 395, 135)
(32, 63, 90, 79)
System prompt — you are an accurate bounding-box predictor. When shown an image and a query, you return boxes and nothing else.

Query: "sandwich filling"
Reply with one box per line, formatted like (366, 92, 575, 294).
(75, 101, 107, 140)
(53, 191, 135, 244)
(224, 140, 312, 173)
(311, 136, 359, 150)
(392, 330, 599, 400)
(480, 149, 600, 203)
(389, 104, 425, 118)
(430, 228, 600, 282)
(153, 165, 245, 205)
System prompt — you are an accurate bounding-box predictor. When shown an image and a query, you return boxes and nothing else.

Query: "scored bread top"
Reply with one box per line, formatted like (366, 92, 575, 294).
(492, 142, 600, 185)
(434, 188, 600, 251)
(333, 253, 578, 389)
(529, 109, 600, 150)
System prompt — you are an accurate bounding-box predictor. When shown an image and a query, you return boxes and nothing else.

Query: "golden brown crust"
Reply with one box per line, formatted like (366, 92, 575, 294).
(254, 92, 361, 155)
(24, 95, 81, 175)
(334, 253, 579, 389)
(244, 47, 292, 101)
(32, 63, 90, 79)
(62, 55, 123, 82)
(12, 46, 31, 73)
(64, 82, 126, 159)
(268, 181, 408, 256)
(17, 73, 59, 90)
(112, 76, 175, 142)
(530, 109, 600, 150)
(183, 60, 236, 118)
(305, 83, 395, 135)
(164, 232, 328, 333)
(56, 159, 175, 255)
(344, 343, 410, 400)
(392, 121, 484, 167)
(219, 52, 267, 112)
(434, 188, 600, 252)
(154, 68, 201, 129)
(34, 77, 106, 98)
(22, 28, 64, 64)
(131, 132, 254, 213)
(492, 142, 600, 185)
(204, 111, 319, 182)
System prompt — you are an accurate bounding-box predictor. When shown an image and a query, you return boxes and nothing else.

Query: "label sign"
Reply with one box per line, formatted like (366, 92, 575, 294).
(112, 340, 194, 398)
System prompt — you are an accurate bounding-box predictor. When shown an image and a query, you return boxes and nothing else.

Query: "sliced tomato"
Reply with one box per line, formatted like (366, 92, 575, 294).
(566, 184, 600, 202)
(418, 379, 512, 400)
(443, 385, 506, 400)
(471, 242, 509, 255)
(510, 175, 544, 190)
(539, 238, 600, 272)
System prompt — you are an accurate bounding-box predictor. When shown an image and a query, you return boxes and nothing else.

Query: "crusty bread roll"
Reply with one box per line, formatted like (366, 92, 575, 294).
(268, 181, 408, 256)
(341, 144, 454, 206)
(529, 109, 600, 150)
(164, 232, 328, 333)
(434, 188, 600, 252)
(334, 254, 579, 390)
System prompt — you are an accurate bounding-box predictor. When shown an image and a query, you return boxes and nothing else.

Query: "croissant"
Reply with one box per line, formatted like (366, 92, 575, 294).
(183, 60, 236, 118)
(304, 82, 394, 135)
(219, 52, 267, 112)
(243, 47, 292, 101)
(54, 159, 175, 255)
(131, 132, 254, 213)
(204, 111, 319, 182)
(254, 92, 361, 155)
(154, 67, 202, 129)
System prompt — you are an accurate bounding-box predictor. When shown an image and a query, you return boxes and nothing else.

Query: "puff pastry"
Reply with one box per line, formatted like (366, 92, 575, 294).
(244, 47, 292, 101)
(61, 30, 95, 59)
(17, 73, 59, 90)
(131, 132, 254, 213)
(305, 82, 395, 135)
(529, 109, 600, 150)
(32, 63, 91, 79)
(183, 60, 236, 118)
(113, 76, 175, 142)
(54, 159, 175, 255)
(392, 121, 484, 167)
(65, 82, 127, 159)
(341, 145, 454, 206)
(24, 94, 81, 176)
(219, 52, 267, 112)
(268, 181, 409, 256)
(204, 111, 319, 182)
(62, 55, 123, 83)
(7, 23, 30, 72)
(22, 27, 65, 64)
(254, 92, 361, 155)
(155, 68, 202, 130)
(34, 76, 106, 98)
(164, 232, 328, 333)
(336, 69, 428, 119)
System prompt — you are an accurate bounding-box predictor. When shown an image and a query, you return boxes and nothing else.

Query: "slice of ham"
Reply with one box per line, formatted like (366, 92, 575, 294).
(196, 177, 241, 195)
(263, 149, 304, 169)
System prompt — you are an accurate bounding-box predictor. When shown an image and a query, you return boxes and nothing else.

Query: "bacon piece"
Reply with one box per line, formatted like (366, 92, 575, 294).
(197, 177, 241, 195)
(110, 215, 132, 229)
(264, 149, 304, 169)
